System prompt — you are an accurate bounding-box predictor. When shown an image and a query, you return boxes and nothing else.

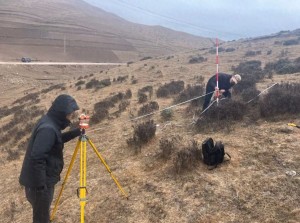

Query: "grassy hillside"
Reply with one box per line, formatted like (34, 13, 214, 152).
(0, 0, 213, 63)
(0, 30, 300, 222)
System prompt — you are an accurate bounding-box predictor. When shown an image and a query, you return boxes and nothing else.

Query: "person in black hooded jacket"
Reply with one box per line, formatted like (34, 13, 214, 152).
(19, 94, 81, 223)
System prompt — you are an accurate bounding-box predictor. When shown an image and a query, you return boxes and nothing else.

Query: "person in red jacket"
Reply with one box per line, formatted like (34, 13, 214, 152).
(203, 73, 241, 110)
(19, 94, 81, 223)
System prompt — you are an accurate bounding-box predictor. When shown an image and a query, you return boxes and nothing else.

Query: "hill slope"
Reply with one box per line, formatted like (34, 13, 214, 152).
(0, 30, 300, 222)
(0, 0, 213, 62)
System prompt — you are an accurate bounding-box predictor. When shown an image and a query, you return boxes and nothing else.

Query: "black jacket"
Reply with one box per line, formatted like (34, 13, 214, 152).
(19, 95, 80, 188)
(206, 73, 235, 98)
(202, 73, 236, 110)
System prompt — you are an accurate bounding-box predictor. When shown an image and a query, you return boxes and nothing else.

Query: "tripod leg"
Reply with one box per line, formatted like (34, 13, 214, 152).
(87, 138, 128, 198)
(79, 137, 87, 223)
(50, 139, 81, 222)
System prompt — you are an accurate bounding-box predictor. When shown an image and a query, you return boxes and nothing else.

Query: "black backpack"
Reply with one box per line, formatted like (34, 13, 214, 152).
(202, 138, 230, 169)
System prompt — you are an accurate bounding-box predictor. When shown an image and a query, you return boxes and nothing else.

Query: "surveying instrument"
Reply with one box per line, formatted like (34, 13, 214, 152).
(50, 114, 128, 223)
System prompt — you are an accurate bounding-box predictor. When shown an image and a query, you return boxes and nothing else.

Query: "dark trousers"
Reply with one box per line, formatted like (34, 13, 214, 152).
(25, 186, 55, 223)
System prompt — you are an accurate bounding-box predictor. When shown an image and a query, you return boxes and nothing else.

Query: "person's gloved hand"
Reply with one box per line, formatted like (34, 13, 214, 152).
(213, 87, 220, 99)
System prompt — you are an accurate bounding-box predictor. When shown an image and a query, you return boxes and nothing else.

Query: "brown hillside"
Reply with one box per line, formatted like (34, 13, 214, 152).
(0, 31, 300, 222)
(0, 0, 213, 63)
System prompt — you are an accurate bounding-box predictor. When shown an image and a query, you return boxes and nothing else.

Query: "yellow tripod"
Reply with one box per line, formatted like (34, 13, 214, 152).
(50, 128, 128, 223)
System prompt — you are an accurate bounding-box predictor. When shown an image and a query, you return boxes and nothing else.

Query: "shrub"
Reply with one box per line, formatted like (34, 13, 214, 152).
(90, 107, 109, 124)
(174, 141, 201, 174)
(208, 48, 215, 54)
(138, 101, 159, 116)
(14, 126, 29, 143)
(189, 55, 207, 64)
(259, 83, 300, 118)
(97, 78, 111, 88)
(86, 79, 100, 89)
(283, 39, 299, 46)
(194, 75, 205, 83)
(127, 120, 156, 153)
(156, 87, 168, 98)
(7, 148, 20, 161)
(245, 50, 260, 57)
(1, 106, 44, 132)
(280, 49, 288, 57)
(264, 58, 300, 74)
(174, 84, 205, 107)
(295, 57, 300, 64)
(18, 140, 29, 151)
(209, 47, 225, 54)
(116, 75, 128, 82)
(13, 92, 39, 105)
(166, 56, 174, 60)
(110, 92, 126, 103)
(274, 41, 282, 45)
(204, 99, 246, 121)
(75, 80, 85, 86)
(86, 78, 111, 89)
(233, 74, 258, 93)
(240, 87, 261, 102)
(127, 61, 134, 65)
(218, 47, 225, 52)
(139, 86, 153, 99)
(125, 89, 132, 99)
(159, 138, 176, 159)
(195, 99, 246, 132)
(41, 84, 65, 94)
(138, 93, 148, 103)
(225, 47, 235, 52)
(160, 109, 173, 121)
(140, 56, 152, 61)
(119, 100, 130, 112)
(156, 81, 184, 98)
(131, 79, 138, 84)
(0, 105, 24, 119)
(232, 60, 265, 94)
(90, 92, 128, 124)
(232, 60, 263, 76)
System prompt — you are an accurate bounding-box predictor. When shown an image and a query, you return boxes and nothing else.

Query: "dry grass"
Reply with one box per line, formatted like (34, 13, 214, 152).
(0, 30, 300, 223)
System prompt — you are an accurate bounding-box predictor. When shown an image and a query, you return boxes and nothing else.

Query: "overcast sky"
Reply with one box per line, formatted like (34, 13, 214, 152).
(83, 0, 300, 40)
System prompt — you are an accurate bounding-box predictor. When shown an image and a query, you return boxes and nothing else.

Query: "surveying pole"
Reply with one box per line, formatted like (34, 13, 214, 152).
(50, 114, 128, 223)
(215, 37, 220, 105)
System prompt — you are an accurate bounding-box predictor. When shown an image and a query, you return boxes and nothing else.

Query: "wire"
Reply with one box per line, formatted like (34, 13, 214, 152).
(87, 83, 278, 135)
(107, 0, 245, 39)
(246, 83, 278, 104)
(88, 90, 214, 133)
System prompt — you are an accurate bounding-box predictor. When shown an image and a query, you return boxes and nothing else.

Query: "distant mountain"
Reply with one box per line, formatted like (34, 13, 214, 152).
(0, 0, 213, 62)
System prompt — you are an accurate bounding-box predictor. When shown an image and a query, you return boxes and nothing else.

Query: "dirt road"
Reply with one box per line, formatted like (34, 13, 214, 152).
(0, 62, 127, 66)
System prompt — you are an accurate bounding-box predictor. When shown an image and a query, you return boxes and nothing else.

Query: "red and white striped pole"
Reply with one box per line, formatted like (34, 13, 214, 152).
(215, 38, 219, 105)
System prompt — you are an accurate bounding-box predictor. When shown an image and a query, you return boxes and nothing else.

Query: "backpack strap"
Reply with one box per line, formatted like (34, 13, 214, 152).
(207, 164, 218, 170)
(224, 152, 231, 161)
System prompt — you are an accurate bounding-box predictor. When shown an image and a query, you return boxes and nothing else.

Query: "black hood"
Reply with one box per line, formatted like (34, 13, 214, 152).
(47, 94, 79, 130)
